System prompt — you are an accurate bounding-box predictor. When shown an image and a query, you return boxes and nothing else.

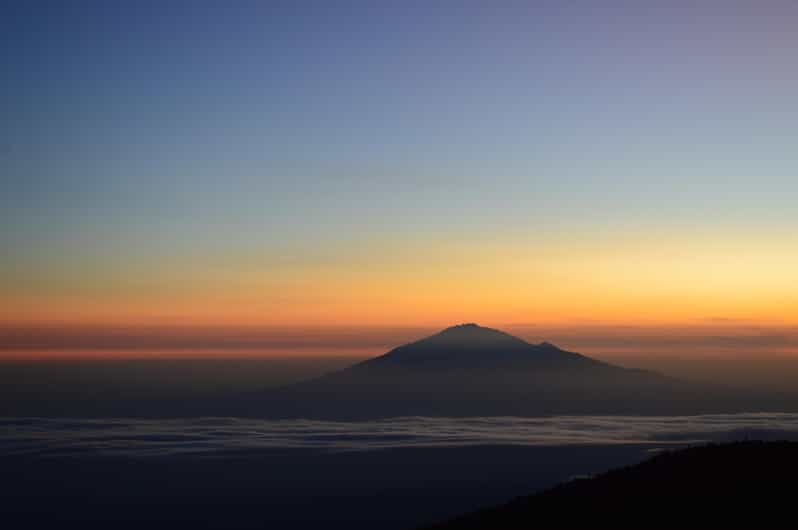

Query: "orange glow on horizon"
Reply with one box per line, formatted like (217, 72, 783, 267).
(3, 226, 797, 349)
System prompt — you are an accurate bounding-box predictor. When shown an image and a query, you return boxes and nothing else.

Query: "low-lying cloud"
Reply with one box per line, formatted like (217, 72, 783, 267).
(3, 413, 798, 457)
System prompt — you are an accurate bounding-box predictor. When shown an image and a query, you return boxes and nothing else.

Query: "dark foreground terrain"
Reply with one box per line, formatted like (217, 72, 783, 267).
(428, 441, 798, 529)
(0, 444, 648, 530)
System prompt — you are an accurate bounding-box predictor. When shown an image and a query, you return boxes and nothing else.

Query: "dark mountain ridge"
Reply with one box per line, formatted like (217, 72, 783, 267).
(425, 440, 798, 529)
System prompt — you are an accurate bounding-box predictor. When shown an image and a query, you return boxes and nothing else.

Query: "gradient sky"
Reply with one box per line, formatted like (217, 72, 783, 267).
(2, 2, 798, 355)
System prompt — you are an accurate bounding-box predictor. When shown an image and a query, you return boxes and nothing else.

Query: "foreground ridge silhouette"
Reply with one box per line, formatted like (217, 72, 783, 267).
(425, 440, 798, 530)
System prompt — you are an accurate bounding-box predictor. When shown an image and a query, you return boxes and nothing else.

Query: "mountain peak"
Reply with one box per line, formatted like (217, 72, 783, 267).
(435, 323, 517, 342)
(353, 323, 579, 371)
(538, 341, 561, 350)
(447, 322, 480, 329)
(439, 323, 485, 333)
(437, 325, 559, 346)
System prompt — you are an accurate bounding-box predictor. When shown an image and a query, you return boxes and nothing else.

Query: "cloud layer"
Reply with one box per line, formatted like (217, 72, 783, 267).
(3, 413, 798, 457)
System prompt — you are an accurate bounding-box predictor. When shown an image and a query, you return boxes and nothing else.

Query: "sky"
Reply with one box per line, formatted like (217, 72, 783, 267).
(2, 2, 797, 357)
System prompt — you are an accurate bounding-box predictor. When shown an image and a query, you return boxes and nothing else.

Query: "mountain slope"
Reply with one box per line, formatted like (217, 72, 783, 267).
(425, 441, 798, 529)
(245, 324, 707, 419)
(346, 323, 614, 373)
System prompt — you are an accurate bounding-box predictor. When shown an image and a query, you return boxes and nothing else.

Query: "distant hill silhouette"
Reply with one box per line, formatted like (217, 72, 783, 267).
(243, 324, 741, 419)
(425, 440, 798, 529)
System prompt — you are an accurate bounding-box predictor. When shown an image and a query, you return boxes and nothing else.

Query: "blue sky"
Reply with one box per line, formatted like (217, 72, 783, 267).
(2, 2, 798, 330)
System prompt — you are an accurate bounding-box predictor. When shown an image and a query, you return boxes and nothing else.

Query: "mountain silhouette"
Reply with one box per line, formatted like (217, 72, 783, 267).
(242, 323, 720, 419)
(345, 323, 615, 372)
(11, 323, 789, 419)
(425, 440, 798, 529)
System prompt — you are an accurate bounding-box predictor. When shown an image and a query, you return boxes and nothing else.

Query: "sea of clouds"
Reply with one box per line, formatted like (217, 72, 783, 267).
(3, 413, 798, 457)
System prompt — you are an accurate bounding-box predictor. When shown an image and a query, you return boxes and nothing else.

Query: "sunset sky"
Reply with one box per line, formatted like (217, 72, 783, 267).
(2, 2, 797, 357)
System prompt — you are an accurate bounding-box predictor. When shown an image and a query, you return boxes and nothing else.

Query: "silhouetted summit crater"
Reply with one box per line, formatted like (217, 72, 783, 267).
(436, 323, 507, 337)
(443, 322, 481, 330)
